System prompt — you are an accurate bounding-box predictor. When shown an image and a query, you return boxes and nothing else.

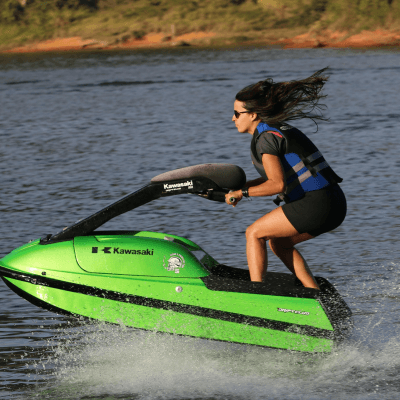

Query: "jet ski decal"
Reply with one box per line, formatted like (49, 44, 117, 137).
(91, 246, 154, 255)
(278, 308, 310, 316)
(163, 180, 193, 192)
(163, 253, 185, 273)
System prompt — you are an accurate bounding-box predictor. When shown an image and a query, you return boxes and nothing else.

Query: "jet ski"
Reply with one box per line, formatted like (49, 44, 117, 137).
(0, 163, 352, 353)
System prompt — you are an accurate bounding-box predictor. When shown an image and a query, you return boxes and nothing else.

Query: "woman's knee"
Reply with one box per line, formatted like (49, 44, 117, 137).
(246, 223, 265, 241)
(245, 224, 255, 240)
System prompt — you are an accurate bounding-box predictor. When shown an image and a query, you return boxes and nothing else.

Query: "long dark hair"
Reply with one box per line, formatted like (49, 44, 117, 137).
(235, 68, 329, 125)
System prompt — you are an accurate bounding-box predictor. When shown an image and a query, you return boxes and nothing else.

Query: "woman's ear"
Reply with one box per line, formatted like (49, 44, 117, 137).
(250, 113, 259, 122)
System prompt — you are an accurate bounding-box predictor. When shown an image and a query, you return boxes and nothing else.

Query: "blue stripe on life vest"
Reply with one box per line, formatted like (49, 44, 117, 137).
(282, 154, 308, 185)
(256, 122, 274, 134)
(301, 173, 329, 191)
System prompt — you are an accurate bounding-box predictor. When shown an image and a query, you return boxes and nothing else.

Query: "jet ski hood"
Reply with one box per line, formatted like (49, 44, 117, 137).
(73, 233, 210, 278)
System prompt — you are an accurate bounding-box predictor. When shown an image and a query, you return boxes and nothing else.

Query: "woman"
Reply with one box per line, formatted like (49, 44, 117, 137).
(226, 68, 346, 289)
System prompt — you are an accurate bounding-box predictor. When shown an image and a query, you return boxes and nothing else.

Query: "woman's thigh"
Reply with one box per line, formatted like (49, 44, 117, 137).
(247, 206, 303, 240)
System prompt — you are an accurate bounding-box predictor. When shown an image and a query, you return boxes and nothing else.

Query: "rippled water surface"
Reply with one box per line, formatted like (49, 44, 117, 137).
(1, 47, 400, 399)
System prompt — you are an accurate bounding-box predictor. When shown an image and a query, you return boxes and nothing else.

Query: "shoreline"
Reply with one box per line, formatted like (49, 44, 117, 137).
(2, 29, 400, 54)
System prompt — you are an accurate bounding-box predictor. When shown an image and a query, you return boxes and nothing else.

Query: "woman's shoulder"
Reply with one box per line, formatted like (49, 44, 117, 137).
(257, 122, 280, 133)
(256, 122, 287, 141)
(257, 121, 297, 135)
(255, 124, 287, 156)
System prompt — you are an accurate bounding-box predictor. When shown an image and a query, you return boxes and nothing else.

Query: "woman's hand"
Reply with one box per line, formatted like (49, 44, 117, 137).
(225, 190, 243, 207)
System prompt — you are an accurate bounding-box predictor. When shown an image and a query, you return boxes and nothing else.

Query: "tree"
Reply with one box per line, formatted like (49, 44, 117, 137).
(0, 0, 25, 22)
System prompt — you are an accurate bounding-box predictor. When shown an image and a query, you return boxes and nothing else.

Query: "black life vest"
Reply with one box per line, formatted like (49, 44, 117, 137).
(250, 122, 343, 205)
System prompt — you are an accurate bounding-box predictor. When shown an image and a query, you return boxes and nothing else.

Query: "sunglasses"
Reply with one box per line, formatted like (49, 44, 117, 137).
(234, 110, 250, 118)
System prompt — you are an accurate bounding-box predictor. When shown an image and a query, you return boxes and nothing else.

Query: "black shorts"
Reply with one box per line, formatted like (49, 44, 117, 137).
(281, 184, 347, 237)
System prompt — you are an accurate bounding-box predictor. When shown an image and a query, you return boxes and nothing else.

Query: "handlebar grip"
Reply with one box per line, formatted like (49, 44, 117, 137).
(210, 191, 228, 203)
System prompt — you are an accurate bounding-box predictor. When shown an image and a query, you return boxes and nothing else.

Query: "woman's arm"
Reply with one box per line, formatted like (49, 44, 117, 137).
(244, 177, 266, 187)
(226, 154, 286, 206)
(247, 154, 286, 196)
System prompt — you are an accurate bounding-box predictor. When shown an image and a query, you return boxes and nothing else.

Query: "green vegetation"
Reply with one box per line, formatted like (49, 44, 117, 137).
(1, 0, 400, 49)
(324, 0, 400, 31)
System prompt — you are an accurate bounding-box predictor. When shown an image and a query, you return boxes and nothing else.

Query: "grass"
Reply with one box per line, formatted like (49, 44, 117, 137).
(0, 0, 399, 50)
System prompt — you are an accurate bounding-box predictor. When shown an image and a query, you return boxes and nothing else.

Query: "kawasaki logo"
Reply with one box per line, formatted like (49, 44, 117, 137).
(92, 247, 154, 255)
(163, 180, 193, 192)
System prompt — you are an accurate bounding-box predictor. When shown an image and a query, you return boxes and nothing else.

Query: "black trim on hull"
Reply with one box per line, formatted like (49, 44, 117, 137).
(0, 266, 340, 341)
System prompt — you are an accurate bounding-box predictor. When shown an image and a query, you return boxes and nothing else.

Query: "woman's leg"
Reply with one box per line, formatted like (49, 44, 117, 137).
(269, 235, 319, 289)
(246, 207, 319, 288)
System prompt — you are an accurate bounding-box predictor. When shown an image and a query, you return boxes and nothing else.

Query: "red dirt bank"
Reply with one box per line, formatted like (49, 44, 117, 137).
(2, 29, 400, 53)
(280, 29, 400, 49)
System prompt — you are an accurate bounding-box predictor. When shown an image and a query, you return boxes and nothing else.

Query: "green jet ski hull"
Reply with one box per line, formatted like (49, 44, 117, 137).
(0, 164, 352, 353)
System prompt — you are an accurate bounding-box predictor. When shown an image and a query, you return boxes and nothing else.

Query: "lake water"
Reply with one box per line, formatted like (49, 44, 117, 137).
(1, 46, 400, 399)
